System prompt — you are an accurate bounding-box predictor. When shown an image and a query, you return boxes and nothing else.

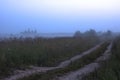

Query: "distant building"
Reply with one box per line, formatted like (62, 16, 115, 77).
(20, 29, 38, 38)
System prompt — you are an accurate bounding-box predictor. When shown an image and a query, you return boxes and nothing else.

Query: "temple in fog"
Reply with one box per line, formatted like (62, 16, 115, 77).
(20, 29, 38, 38)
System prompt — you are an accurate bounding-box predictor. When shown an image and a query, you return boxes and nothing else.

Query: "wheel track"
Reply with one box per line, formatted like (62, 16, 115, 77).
(57, 42, 113, 80)
(2, 42, 103, 80)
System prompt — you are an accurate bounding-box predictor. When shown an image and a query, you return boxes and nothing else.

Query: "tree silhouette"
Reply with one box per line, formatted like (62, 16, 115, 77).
(84, 29, 97, 37)
(74, 31, 82, 38)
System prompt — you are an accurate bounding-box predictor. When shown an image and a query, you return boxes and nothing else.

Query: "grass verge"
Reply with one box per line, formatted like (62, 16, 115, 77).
(19, 42, 109, 80)
(0, 37, 100, 78)
(81, 38, 120, 80)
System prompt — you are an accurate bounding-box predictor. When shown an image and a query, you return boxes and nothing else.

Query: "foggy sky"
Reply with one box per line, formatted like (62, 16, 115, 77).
(0, 0, 120, 34)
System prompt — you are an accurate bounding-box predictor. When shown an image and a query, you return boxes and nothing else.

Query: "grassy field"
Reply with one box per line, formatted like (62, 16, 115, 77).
(0, 36, 100, 78)
(19, 41, 109, 80)
(81, 37, 120, 80)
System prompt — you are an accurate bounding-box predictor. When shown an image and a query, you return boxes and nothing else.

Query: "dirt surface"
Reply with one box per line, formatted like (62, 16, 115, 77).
(57, 42, 112, 80)
(2, 43, 103, 80)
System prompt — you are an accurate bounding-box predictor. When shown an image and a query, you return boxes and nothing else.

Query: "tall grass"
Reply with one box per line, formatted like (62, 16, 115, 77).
(0, 36, 100, 78)
(19, 42, 109, 80)
(81, 37, 120, 80)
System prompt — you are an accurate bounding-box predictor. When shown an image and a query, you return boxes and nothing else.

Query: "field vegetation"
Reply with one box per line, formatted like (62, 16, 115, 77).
(81, 36, 120, 80)
(0, 35, 100, 78)
(19, 41, 109, 80)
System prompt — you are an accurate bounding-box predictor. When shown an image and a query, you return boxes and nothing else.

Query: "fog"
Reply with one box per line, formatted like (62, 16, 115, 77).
(0, 0, 120, 34)
(0, 1, 120, 79)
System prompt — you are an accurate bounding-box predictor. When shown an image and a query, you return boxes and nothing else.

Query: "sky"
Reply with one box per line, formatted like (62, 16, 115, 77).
(0, 0, 120, 34)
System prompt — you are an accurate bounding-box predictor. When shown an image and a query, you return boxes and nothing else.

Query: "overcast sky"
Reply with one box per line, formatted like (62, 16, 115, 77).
(0, 0, 120, 33)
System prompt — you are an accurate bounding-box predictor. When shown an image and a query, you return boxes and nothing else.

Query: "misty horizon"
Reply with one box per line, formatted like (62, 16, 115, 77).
(1, 0, 120, 34)
(0, 1, 120, 79)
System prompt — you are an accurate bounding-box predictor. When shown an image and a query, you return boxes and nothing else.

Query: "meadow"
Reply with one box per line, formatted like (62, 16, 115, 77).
(19, 41, 109, 80)
(81, 36, 120, 80)
(0, 36, 100, 78)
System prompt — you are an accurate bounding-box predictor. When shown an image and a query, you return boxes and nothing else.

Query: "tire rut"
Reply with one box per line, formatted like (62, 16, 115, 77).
(57, 42, 113, 80)
(2, 43, 103, 80)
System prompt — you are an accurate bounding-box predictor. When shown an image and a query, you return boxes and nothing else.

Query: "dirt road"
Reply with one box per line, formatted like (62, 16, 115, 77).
(57, 42, 112, 80)
(2, 43, 103, 80)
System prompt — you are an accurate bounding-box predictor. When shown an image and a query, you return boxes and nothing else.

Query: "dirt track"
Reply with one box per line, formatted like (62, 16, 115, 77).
(57, 42, 112, 80)
(2, 43, 103, 80)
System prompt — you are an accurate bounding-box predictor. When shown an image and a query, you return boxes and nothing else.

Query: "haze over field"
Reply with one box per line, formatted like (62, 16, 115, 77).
(0, 0, 120, 33)
(1, 1, 120, 80)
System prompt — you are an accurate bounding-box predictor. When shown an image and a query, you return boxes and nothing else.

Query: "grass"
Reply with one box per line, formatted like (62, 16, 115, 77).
(0, 36, 100, 78)
(19, 41, 109, 80)
(81, 37, 120, 80)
